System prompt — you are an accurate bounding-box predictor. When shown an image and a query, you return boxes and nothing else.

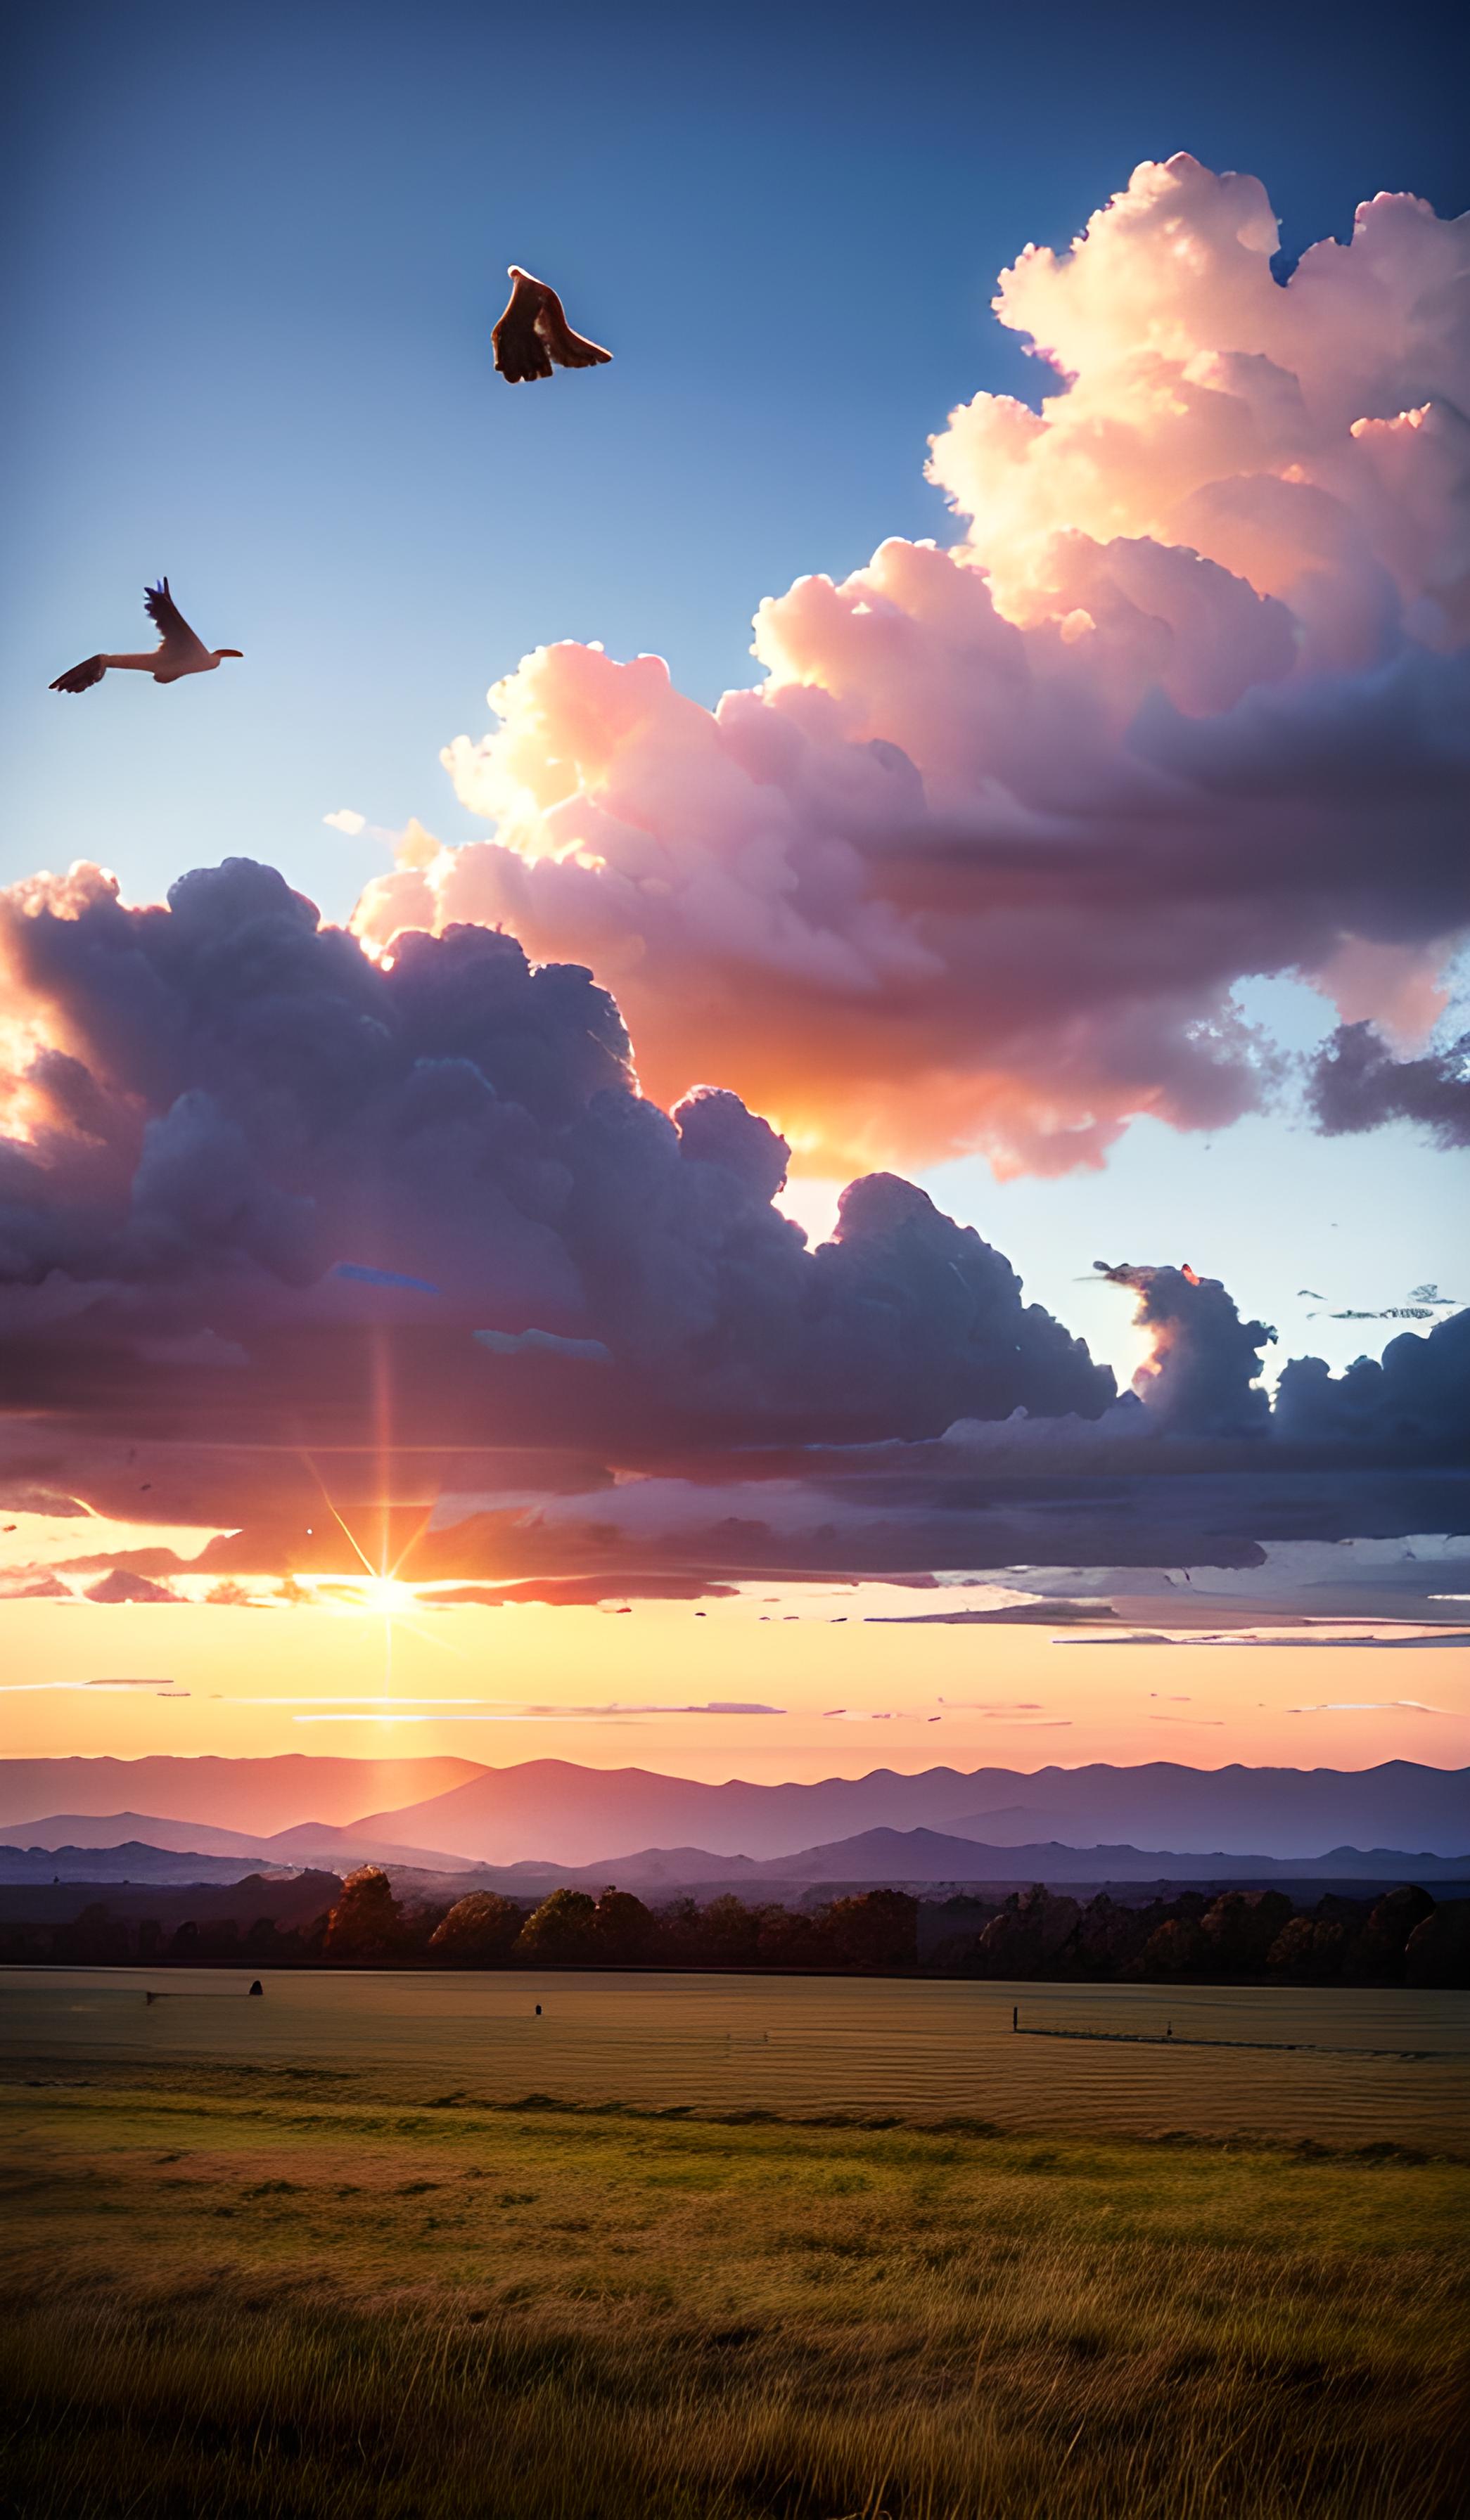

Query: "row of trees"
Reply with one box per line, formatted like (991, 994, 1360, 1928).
(6, 1875, 1466, 1986)
(322, 1875, 923, 1974)
(925, 1881, 1469, 1988)
(321, 1872, 1469, 1986)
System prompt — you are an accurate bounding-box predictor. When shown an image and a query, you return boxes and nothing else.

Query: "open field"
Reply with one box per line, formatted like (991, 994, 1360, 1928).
(4, 1965, 1469, 2152)
(1, 2058, 1469, 2520)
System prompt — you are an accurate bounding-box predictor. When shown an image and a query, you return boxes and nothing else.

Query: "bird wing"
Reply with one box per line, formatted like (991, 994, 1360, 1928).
(51, 655, 107, 695)
(493, 276, 554, 382)
(143, 578, 211, 664)
(534, 285, 612, 370)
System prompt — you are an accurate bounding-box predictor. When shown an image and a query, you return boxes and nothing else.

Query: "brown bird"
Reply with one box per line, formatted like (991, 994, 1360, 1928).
(51, 579, 243, 695)
(492, 265, 612, 384)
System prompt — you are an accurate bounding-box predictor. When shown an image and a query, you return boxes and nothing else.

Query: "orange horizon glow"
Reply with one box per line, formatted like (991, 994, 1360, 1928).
(1, 1588, 1466, 1789)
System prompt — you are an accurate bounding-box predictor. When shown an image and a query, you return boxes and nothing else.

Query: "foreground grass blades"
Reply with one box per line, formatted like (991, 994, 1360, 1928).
(1, 2078, 1467, 2518)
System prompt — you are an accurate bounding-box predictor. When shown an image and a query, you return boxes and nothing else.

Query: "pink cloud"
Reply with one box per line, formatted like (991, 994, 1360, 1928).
(352, 158, 1470, 1178)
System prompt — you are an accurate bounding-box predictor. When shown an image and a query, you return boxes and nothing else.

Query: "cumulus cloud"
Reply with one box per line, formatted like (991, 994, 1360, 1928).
(1095, 1260, 1275, 1434)
(0, 853, 1466, 1607)
(1274, 1304, 1470, 1450)
(349, 155, 1470, 1178)
(1306, 1020, 1470, 1148)
(0, 856, 1114, 1487)
(324, 810, 367, 837)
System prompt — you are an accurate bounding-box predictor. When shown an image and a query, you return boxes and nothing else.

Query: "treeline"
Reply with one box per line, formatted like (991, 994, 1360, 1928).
(928, 1880, 1469, 1989)
(6, 1870, 1468, 1987)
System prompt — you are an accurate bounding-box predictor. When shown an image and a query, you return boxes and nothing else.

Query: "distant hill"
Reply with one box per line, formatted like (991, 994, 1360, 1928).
(260, 1821, 478, 1872)
(0, 1872, 341, 1930)
(0, 1811, 270, 1860)
(0, 1756, 482, 1837)
(357, 1757, 1470, 1866)
(1, 1756, 1464, 1869)
(743, 1827, 1470, 1887)
(0, 1841, 298, 1886)
(434, 1826, 1470, 1896)
(0, 1811, 478, 1876)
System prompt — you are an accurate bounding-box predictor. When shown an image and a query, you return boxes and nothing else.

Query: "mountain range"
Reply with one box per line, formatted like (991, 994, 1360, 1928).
(328, 1756, 1470, 1864)
(0, 1839, 300, 1887)
(0, 1756, 1464, 1875)
(0, 1756, 479, 1837)
(0, 1810, 477, 1874)
(451, 1827, 1470, 1894)
(1, 1826, 1464, 1898)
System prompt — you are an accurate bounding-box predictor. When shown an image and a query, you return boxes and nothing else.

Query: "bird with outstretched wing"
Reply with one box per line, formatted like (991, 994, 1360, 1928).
(493, 266, 612, 384)
(51, 579, 243, 694)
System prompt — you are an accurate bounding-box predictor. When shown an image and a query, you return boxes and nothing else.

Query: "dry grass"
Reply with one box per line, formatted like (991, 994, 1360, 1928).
(1, 2073, 1467, 2518)
(8, 1965, 1467, 2155)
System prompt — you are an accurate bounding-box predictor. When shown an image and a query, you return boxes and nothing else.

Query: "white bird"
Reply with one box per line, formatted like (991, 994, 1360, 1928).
(51, 580, 243, 695)
(492, 266, 612, 384)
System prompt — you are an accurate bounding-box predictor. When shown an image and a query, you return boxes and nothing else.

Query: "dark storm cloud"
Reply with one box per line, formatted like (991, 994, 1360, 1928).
(0, 858, 1114, 1461)
(2, 858, 1467, 1605)
(1306, 1021, 1470, 1150)
(566, 1095, 1113, 1429)
(1093, 1261, 1276, 1435)
(1274, 1304, 1470, 1451)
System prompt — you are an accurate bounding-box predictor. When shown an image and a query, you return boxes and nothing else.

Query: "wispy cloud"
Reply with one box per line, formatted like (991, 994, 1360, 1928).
(1056, 1632, 1177, 1646)
(0, 1677, 186, 1696)
(1059, 1628, 1470, 1650)
(1286, 1699, 1463, 1717)
(938, 1703, 1054, 1723)
(1268, 1635, 1470, 1650)
(823, 1702, 1065, 1725)
(290, 1698, 784, 1723)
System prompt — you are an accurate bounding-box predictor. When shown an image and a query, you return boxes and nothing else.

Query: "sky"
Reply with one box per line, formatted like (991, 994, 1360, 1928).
(1, 0, 1466, 1789)
(5, 1576, 1469, 1778)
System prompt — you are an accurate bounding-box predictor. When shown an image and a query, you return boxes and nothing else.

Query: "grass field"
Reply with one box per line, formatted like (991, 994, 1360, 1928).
(2, 2052, 1469, 2519)
(6, 1965, 1469, 2152)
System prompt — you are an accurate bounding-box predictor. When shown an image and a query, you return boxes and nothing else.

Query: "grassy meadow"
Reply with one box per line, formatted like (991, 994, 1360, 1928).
(6, 1966, 1468, 2152)
(1, 2057, 1468, 2519)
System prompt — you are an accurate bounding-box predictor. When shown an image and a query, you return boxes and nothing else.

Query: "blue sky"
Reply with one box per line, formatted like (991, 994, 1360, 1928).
(2, 0, 1464, 1387)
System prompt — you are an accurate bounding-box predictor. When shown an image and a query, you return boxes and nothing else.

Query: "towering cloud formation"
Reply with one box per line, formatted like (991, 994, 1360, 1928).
(1274, 1304, 1470, 1451)
(0, 859, 1464, 1599)
(1097, 1262, 1277, 1435)
(352, 157, 1470, 1176)
(0, 857, 1113, 1469)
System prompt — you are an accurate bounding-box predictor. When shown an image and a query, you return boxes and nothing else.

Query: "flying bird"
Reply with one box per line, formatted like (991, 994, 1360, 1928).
(51, 581, 243, 695)
(492, 266, 612, 384)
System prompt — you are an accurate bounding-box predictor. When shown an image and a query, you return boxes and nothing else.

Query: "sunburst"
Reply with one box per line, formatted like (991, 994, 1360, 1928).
(293, 1446, 459, 1704)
